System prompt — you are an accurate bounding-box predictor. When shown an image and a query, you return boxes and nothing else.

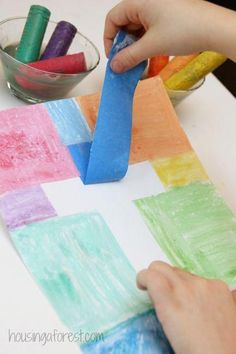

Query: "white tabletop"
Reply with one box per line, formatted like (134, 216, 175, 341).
(0, 1, 235, 353)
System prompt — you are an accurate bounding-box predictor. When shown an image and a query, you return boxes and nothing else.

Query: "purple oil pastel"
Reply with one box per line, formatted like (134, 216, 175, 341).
(40, 21, 77, 60)
(0, 185, 56, 230)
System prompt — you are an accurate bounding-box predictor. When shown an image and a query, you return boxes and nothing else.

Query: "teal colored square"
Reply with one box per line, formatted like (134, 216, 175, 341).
(11, 212, 151, 333)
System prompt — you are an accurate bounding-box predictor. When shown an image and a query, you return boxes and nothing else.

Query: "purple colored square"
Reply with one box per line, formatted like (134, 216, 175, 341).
(0, 185, 56, 230)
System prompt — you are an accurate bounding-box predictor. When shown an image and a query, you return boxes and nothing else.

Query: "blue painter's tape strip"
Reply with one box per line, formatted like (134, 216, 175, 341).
(67, 31, 146, 185)
(84, 32, 146, 184)
(44, 98, 92, 146)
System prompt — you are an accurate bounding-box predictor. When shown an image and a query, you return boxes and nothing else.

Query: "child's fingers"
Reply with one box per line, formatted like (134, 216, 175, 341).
(110, 30, 156, 73)
(103, 18, 120, 58)
(137, 267, 173, 294)
(232, 290, 236, 304)
(137, 265, 175, 310)
(137, 262, 178, 291)
(136, 269, 148, 290)
(103, 23, 143, 58)
(104, 0, 146, 58)
(104, 2, 132, 57)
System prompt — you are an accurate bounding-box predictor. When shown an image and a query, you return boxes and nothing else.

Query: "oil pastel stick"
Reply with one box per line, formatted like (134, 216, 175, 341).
(159, 54, 198, 81)
(40, 21, 77, 60)
(147, 55, 169, 78)
(15, 52, 86, 92)
(15, 75, 49, 91)
(165, 51, 226, 90)
(29, 52, 86, 73)
(16, 5, 51, 63)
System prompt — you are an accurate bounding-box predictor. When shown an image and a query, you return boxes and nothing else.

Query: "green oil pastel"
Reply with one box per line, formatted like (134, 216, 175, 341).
(15, 5, 51, 63)
(135, 182, 236, 285)
(11, 212, 151, 333)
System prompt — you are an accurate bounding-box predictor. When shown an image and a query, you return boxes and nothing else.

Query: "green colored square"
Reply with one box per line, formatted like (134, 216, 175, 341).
(135, 182, 236, 285)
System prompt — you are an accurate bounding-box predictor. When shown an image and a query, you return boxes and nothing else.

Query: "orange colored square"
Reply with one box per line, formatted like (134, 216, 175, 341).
(76, 77, 192, 164)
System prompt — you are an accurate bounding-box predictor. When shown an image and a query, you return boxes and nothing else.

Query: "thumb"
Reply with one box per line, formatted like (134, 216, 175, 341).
(110, 31, 156, 73)
(232, 289, 236, 304)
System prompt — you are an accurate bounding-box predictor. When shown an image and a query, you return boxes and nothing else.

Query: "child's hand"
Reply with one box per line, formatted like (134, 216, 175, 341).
(137, 261, 236, 354)
(104, 0, 236, 72)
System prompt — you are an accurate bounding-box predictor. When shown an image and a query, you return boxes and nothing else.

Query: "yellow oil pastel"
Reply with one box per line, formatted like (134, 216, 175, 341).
(152, 151, 208, 188)
(159, 54, 198, 81)
(164, 51, 226, 90)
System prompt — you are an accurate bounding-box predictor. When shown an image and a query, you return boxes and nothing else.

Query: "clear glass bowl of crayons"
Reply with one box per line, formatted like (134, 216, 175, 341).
(147, 53, 225, 106)
(0, 6, 100, 103)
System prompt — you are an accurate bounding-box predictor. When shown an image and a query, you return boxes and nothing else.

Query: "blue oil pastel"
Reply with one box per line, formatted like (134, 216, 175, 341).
(44, 98, 92, 145)
(69, 31, 146, 185)
(82, 310, 174, 354)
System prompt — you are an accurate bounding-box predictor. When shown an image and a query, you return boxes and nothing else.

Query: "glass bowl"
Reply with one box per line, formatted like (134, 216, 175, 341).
(166, 78, 205, 106)
(0, 17, 100, 103)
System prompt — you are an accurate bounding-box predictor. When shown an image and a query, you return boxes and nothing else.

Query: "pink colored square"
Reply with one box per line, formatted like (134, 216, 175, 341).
(0, 105, 78, 194)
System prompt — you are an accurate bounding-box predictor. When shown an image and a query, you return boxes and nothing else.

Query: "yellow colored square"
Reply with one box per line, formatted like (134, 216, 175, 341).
(152, 151, 208, 188)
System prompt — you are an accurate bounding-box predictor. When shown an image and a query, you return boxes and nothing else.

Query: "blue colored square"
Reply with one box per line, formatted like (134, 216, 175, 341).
(44, 98, 92, 145)
(81, 310, 174, 354)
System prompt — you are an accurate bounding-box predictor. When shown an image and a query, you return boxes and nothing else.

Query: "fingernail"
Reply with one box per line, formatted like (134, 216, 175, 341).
(111, 59, 125, 73)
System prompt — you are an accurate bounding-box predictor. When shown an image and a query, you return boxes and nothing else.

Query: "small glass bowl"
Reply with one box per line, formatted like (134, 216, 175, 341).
(0, 17, 100, 103)
(166, 78, 205, 106)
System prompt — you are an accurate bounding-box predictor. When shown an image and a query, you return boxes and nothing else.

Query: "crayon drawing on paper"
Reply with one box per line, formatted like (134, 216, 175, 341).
(0, 73, 235, 353)
(0, 104, 78, 194)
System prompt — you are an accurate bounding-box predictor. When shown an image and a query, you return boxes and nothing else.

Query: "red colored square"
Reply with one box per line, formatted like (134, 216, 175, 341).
(0, 104, 78, 194)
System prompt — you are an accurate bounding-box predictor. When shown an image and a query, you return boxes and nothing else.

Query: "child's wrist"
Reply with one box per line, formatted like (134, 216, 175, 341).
(202, 3, 236, 61)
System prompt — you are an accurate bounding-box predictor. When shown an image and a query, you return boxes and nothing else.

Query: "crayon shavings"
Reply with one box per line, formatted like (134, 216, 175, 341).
(135, 182, 236, 286)
(11, 212, 151, 333)
(0, 104, 78, 194)
(82, 310, 174, 354)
